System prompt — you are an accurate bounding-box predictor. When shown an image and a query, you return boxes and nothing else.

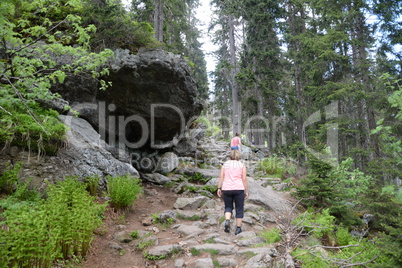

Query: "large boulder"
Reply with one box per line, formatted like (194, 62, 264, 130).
(52, 48, 203, 150)
(0, 116, 139, 192)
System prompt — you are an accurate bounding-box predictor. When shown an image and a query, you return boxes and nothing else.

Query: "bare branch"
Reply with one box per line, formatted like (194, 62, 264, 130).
(308, 244, 363, 250)
(0, 105, 13, 116)
(340, 254, 380, 267)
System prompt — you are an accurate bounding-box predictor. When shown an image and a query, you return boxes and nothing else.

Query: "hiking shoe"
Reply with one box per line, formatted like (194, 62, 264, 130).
(235, 227, 242, 235)
(224, 220, 230, 233)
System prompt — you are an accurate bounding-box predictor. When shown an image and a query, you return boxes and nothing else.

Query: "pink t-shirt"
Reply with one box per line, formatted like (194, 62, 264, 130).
(231, 136, 241, 147)
(221, 160, 245, 191)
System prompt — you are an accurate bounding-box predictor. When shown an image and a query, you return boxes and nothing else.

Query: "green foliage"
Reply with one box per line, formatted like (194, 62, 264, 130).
(203, 237, 215, 243)
(204, 249, 219, 256)
(328, 205, 362, 227)
(213, 260, 221, 268)
(204, 124, 220, 137)
(151, 213, 160, 223)
(80, 0, 159, 51)
(362, 184, 402, 266)
(137, 239, 156, 251)
(114, 212, 127, 225)
(295, 208, 335, 239)
(130, 230, 139, 239)
(274, 141, 308, 164)
(240, 251, 258, 259)
(0, 0, 114, 154)
(293, 218, 389, 267)
(371, 74, 402, 165)
(256, 155, 297, 178)
(292, 248, 331, 268)
(164, 218, 175, 226)
(202, 185, 218, 194)
(151, 213, 174, 228)
(0, 161, 22, 194)
(188, 172, 211, 184)
(143, 251, 165, 260)
(106, 174, 143, 210)
(183, 185, 198, 192)
(177, 213, 201, 221)
(83, 174, 100, 196)
(259, 228, 281, 244)
(307, 156, 333, 179)
(0, 177, 107, 267)
(335, 226, 353, 246)
(190, 247, 201, 256)
(331, 229, 391, 267)
(296, 158, 371, 207)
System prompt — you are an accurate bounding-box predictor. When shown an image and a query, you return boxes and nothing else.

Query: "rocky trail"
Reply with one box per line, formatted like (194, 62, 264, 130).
(81, 138, 298, 268)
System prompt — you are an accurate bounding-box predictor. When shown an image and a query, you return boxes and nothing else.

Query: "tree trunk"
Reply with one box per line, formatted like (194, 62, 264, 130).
(154, 0, 164, 42)
(228, 14, 240, 136)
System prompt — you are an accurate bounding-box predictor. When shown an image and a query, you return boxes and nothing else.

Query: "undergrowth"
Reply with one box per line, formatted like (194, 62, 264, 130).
(0, 178, 107, 267)
(106, 174, 143, 210)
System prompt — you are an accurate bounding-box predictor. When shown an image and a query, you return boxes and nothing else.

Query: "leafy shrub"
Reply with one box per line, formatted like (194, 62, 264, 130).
(0, 106, 67, 155)
(130, 230, 139, 239)
(188, 172, 210, 184)
(138, 239, 157, 251)
(183, 185, 198, 192)
(294, 208, 335, 239)
(107, 174, 143, 210)
(0, 162, 22, 194)
(202, 185, 218, 194)
(335, 226, 353, 246)
(363, 184, 402, 266)
(296, 158, 370, 208)
(0, 178, 107, 267)
(1, 0, 113, 156)
(12, 178, 42, 203)
(84, 175, 100, 196)
(0, 161, 41, 203)
(292, 248, 331, 268)
(259, 228, 281, 244)
(293, 222, 388, 267)
(256, 155, 297, 178)
(328, 205, 362, 227)
(151, 213, 174, 228)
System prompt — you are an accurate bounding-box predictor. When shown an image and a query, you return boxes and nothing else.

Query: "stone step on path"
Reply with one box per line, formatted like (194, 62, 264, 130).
(109, 174, 294, 267)
(137, 187, 292, 268)
(197, 138, 230, 167)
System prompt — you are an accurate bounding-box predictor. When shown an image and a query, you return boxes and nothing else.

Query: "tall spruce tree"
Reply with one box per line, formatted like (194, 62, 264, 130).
(237, 0, 284, 148)
(210, 0, 243, 138)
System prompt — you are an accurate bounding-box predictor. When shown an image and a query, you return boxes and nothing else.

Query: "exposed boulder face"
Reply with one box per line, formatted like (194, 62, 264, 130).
(52, 48, 203, 150)
(0, 115, 139, 193)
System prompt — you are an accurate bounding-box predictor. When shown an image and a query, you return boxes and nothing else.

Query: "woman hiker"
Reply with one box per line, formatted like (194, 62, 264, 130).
(230, 132, 242, 152)
(217, 149, 249, 235)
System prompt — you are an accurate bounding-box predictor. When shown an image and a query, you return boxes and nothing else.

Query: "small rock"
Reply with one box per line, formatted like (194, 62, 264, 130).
(114, 231, 133, 243)
(116, 225, 126, 231)
(108, 242, 122, 251)
(142, 218, 153, 226)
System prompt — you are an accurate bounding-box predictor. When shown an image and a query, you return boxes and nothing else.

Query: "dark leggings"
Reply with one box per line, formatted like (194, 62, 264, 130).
(222, 190, 245, 218)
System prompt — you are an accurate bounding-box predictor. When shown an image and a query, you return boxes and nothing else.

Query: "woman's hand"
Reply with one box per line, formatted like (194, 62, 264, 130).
(217, 188, 222, 197)
(245, 191, 249, 200)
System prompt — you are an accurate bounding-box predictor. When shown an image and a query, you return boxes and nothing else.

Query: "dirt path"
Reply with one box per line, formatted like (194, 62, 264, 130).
(81, 179, 291, 268)
(82, 183, 180, 267)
